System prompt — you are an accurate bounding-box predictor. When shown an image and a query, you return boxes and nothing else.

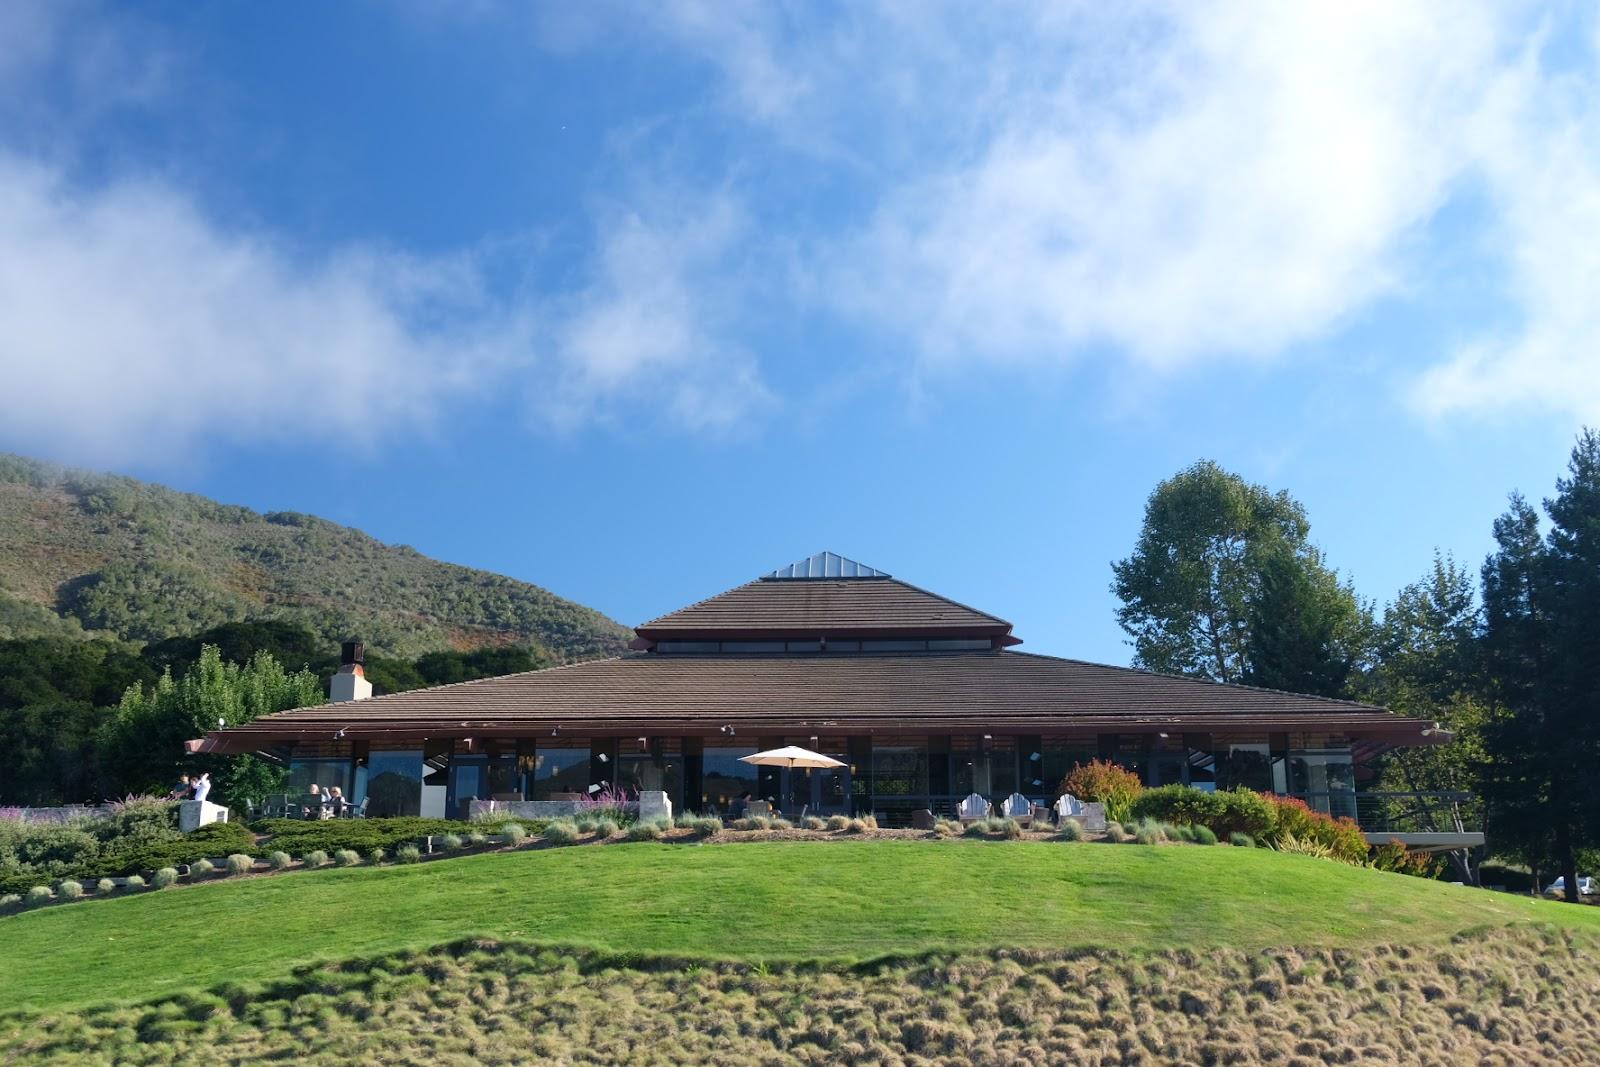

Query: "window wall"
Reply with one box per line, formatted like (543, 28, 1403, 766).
(287, 758, 352, 797)
(531, 740, 591, 799)
(700, 746, 759, 810)
(365, 749, 424, 817)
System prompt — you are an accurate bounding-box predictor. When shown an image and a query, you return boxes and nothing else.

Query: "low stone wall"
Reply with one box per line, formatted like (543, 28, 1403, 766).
(1, 804, 108, 824)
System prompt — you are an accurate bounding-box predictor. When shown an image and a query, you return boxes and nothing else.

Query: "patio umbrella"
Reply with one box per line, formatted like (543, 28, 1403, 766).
(738, 745, 846, 771)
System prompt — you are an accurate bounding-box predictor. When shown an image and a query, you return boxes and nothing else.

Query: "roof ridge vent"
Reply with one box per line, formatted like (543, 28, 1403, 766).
(764, 551, 889, 580)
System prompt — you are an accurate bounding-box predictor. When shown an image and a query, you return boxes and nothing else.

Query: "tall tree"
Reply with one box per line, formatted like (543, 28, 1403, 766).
(1112, 460, 1365, 690)
(1478, 431, 1600, 902)
(102, 645, 324, 804)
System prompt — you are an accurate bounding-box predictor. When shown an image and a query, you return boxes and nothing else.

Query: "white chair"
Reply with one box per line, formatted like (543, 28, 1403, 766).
(1000, 793, 1034, 827)
(1054, 793, 1086, 819)
(957, 793, 991, 824)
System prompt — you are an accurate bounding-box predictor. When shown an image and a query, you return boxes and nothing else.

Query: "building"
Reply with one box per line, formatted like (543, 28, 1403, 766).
(199, 552, 1473, 846)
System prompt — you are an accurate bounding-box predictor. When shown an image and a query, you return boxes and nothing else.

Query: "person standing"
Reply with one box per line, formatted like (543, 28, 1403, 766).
(192, 772, 212, 805)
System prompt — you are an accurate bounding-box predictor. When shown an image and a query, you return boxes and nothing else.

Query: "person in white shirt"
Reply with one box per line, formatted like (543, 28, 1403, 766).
(192, 772, 212, 804)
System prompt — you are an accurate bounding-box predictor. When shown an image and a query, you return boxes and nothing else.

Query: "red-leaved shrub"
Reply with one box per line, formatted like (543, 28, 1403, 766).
(1059, 760, 1143, 822)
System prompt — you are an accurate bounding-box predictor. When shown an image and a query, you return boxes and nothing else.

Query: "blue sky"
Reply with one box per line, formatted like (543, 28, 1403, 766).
(2, 2, 1598, 662)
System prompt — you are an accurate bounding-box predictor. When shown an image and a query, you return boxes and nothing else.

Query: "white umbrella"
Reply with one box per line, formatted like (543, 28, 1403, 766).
(738, 745, 846, 770)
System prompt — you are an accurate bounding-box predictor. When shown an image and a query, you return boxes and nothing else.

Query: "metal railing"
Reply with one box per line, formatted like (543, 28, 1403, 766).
(1293, 791, 1480, 834)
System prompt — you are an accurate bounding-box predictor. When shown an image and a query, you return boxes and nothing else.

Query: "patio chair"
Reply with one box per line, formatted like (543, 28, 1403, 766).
(343, 796, 369, 819)
(1053, 793, 1106, 832)
(957, 793, 991, 825)
(745, 800, 772, 818)
(910, 809, 937, 830)
(1000, 793, 1034, 827)
(266, 794, 290, 819)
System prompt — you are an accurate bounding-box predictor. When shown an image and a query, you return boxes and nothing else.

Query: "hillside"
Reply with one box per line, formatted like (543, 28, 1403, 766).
(1, 841, 1596, 1063)
(0, 454, 632, 660)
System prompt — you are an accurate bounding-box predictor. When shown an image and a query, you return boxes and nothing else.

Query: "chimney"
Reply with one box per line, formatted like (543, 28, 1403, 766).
(330, 639, 372, 702)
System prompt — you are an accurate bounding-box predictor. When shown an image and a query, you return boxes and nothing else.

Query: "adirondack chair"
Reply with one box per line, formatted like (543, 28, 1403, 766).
(999, 793, 1034, 827)
(957, 793, 991, 825)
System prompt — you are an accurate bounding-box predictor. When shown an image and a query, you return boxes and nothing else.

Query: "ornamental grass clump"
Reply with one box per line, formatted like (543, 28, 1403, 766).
(396, 845, 422, 864)
(1229, 832, 1255, 848)
(25, 886, 52, 907)
(768, 817, 793, 831)
(226, 854, 254, 876)
(801, 815, 827, 830)
(500, 823, 528, 846)
(1057, 818, 1084, 842)
(626, 819, 668, 842)
(1104, 822, 1132, 843)
(440, 833, 464, 851)
(467, 832, 487, 846)
(96, 878, 116, 895)
(57, 879, 83, 900)
(686, 815, 720, 835)
(123, 874, 145, 888)
(933, 818, 963, 837)
(152, 867, 179, 889)
(825, 814, 850, 831)
(334, 849, 361, 867)
(190, 858, 216, 878)
(365, 848, 385, 866)
(305, 849, 329, 867)
(0, 893, 20, 909)
(268, 851, 292, 870)
(1192, 825, 1219, 845)
(542, 821, 579, 846)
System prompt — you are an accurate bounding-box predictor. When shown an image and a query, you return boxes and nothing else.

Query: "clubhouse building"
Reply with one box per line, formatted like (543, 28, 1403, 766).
(200, 553, 1468, 844)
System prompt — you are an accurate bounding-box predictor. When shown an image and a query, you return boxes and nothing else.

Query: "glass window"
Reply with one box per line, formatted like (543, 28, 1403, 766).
(872, 739, 927, 796)
(722, 641, 786, 653)
(532, 741, 592, 799)
(701, 747, 759, 811)
(785, 641, 823, 653)
(654, 641, 720, 653)
(1216, 743, 1276, 792)
(1289, 749, 1356, 817)
(1040, 740, 1099, 797)
(926, 638, 991, 651)
(618, 738, 683, 805)
(365, 750, 423, 817)
(825, 640, 860, 652)
(861, 640, 926, 652)
(287, 758, 352, 797)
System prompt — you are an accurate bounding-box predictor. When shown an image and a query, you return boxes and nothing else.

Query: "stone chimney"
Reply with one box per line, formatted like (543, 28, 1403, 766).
(330, 640, 372, 702)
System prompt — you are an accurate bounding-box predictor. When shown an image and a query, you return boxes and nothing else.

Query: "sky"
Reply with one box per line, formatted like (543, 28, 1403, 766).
(2, 1, 1598, 663)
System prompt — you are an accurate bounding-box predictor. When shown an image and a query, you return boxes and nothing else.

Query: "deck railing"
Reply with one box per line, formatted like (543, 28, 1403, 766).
(1293, 790, 1480, 834)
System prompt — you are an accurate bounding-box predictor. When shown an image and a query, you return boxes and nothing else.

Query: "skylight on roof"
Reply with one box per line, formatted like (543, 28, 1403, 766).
(764, 551, 890, 580)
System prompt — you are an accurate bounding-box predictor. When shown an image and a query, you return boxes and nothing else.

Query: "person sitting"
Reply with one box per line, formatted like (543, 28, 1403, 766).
(730, 791, 752, 818)
(170, 774, 192, 801)
(326, 786, 346, 816)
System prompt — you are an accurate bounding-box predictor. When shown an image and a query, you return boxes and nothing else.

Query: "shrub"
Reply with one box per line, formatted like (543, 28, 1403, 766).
(365, 848, 385, 866)
(25, 886, 52, 906)
(96, 878, 116, 894)
(1229, 832, 1255, 848)
(1259, 795, 1367, 864)
(190, 858, 215, 878)
(1128, 786, 1277, 840)
(1368, 839, 1441, 877)
(500, 823, 527, 846)
(305, 850, 329, 867)
(123, 874, 145, 888)
(1060, 760, 1143, 823)
(153, 866, 179, 888)
(440, 834, 464, 851)
(255, 817, 494, 858)
(1058, 818, 1084, 842)
(57, 879, 83, 900)
(542, 821, 579, 846)
(268, 851, 292, 870)
(825, 814, 850, 831)
(1172, 824, 1197, 842)
(226, 854, 254, 876)
(1271, 833, 1334, 860)
(104, 821, 258, 877)
(1192, 825, 1218, 845)
(395, 845, 422, 864)
(626, 819, 667, 842)
(334, 849, 361, 867)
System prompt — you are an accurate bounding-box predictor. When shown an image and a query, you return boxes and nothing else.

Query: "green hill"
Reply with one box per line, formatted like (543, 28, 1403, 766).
(1, 841, 1596, 1063)
(0, 453, 632, 660)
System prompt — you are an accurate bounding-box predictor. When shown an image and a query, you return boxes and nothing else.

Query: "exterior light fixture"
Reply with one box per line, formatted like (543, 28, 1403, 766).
(638, 736, 648, 745)
(596, 752, 608, 763)
(983, 734, 993, 740)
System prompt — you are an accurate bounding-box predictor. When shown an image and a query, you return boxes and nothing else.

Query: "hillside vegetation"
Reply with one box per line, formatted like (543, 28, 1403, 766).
(0, 453, 632, 659)
(2, 841, 1595, 1013)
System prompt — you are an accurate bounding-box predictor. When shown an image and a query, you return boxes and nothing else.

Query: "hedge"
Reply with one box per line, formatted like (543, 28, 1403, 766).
(103, 822, 260, 875)
(255, 817, 542, 857)
(1128, 786, 1277, 839)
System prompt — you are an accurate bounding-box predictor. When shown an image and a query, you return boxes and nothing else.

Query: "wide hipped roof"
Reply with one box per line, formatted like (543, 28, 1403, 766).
(202, 649, 1429, 751)
(636, 577, 1013, 640)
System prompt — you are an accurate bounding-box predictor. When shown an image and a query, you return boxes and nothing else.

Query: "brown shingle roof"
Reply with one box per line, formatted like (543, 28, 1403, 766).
(636, 577, 1012, 639)
(207, 649, 1425, 749)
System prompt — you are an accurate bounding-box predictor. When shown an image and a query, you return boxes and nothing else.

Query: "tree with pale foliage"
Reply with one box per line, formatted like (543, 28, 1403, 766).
(102, 645, 323, 804)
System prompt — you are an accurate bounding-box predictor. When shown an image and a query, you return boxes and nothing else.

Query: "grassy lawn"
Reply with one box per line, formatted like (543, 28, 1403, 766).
(4, 839, 1597, 1014)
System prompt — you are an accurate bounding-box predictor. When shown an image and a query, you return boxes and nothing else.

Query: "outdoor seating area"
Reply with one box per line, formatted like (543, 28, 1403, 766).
(251, 794, 368, 821)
